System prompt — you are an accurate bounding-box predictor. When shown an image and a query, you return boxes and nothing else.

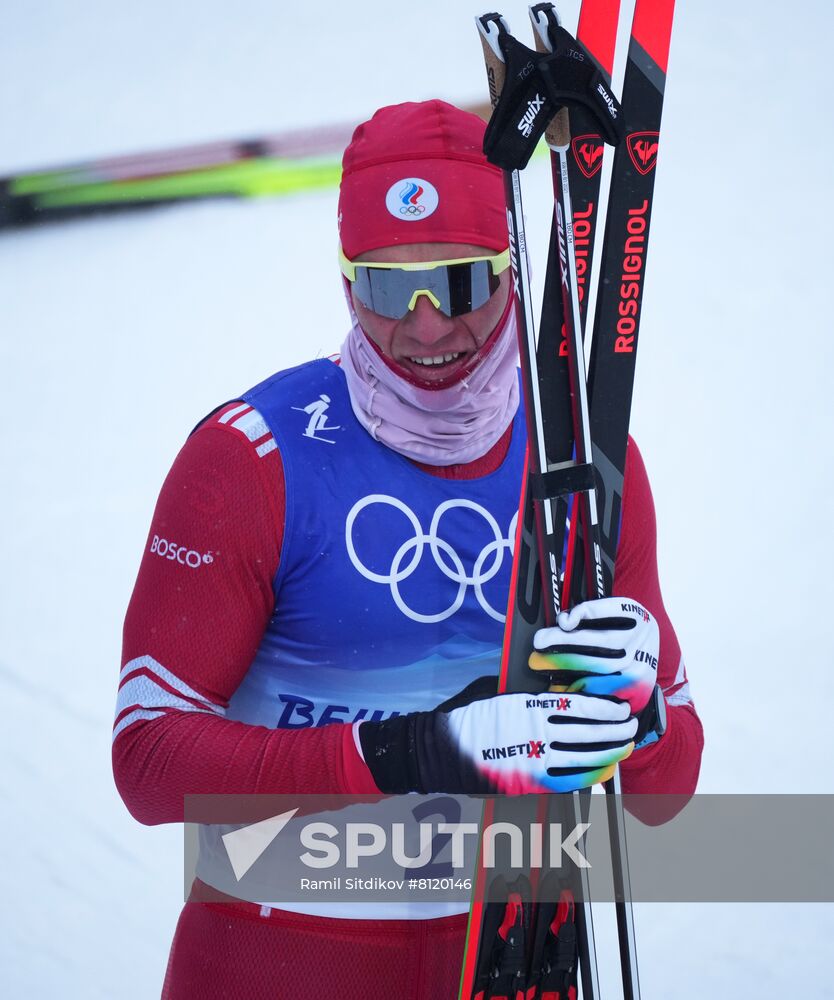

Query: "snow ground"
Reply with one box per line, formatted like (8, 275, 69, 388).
(2, 0, 833, 996)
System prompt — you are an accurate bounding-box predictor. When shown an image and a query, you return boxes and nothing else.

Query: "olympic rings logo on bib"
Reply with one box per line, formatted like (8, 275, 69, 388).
(345, 494, 517, 624)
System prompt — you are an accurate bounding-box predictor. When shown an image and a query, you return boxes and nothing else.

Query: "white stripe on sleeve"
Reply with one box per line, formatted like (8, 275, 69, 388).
(231, 409, 270, 443)
(112, 708, 166, 741)
(113, 655, 225, 741)
(219, 402, 251, 424)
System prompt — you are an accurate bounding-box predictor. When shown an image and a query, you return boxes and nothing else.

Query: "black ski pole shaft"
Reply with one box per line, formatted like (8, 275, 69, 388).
(522, 23, 605, 1000)
(529, 5, 642, 999)
(531, 0, 622, 605)
(457, 17, 559, 993)
(529, 4, 607, 608)
(477, 13, 565, 630)
(468, 14, 602, 1000)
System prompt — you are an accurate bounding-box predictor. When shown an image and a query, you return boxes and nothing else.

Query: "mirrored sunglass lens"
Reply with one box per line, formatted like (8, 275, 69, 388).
(367, 267, 450, 318)
(352, 260, 501, 319)
(447, 260, 500, 316)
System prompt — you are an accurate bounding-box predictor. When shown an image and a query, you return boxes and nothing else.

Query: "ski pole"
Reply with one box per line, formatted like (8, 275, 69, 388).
(529, 6, 642, 998)
(466, 13, 603, 1000)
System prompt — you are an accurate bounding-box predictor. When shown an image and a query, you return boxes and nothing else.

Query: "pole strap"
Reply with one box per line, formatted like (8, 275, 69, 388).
(529, 463, 596, 501)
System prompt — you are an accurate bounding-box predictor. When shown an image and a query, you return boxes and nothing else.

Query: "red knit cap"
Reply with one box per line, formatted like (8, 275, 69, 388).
(338, 100, 507, 259)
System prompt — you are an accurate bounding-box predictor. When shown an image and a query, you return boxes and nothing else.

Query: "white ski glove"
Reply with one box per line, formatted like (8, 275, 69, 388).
(358, 682, 637, 795)
(529, 596, 659, 715)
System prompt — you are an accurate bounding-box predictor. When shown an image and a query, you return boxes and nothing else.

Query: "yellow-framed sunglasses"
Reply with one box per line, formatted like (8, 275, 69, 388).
(339, 247, 510, 319)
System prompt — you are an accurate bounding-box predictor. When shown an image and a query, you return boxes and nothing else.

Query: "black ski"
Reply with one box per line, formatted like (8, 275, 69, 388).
(460, 1, 677, 997)
(575, 7, 676, 991)
(461, 7, 623, 998)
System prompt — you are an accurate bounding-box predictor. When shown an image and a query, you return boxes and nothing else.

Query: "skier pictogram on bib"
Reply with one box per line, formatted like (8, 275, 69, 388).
(292, 394, 341, 444)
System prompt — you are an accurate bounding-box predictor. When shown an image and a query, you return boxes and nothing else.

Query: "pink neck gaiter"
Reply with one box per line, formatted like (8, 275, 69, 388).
(339, 304, 520, 467)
